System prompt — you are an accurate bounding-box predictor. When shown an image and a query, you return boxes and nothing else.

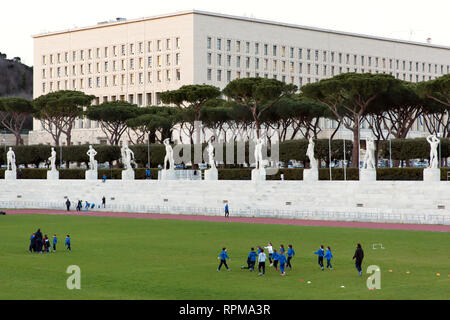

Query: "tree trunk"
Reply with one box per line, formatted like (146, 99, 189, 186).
(351, 124, 359, 168)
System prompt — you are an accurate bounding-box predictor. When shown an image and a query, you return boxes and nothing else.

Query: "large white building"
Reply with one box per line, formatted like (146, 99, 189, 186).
(30, 10, 450, 145)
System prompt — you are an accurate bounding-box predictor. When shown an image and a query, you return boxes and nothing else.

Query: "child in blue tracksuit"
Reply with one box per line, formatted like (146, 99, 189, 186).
(313, 245, 325, 270)
(52, 234, 57, 252)
(29, 233, 35, 253)
(287, 244, 295, 270)
(242, 248, 257, 271)
(65, 235, 71, 251)
(279, 251, 287, 276)
(272, 249, 280, 271)
(325, 246, 333, 270)
(217, 247, 230, 271)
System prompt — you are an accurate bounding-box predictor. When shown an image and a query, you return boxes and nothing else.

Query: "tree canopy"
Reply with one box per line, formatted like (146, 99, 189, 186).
(0, 97, 34, 145)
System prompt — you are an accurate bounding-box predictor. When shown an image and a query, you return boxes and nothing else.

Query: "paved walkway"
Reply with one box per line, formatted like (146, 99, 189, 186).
(5, 209, 450, 232)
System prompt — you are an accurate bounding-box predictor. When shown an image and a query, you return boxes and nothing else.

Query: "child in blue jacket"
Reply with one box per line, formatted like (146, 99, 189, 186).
(325, 246, 333, 270)
(278, 251, 287, 276)
(272, 249, 280, 271)
(313, 245, 325, 270)
(287, 244, 295, 271)
(241, 247, 257, 271)
(65, 235, 71, 251)
(217, 247, 231, 271)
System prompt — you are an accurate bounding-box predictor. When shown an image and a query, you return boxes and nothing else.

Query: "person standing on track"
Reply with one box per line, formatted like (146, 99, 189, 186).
(224, 202, 229, 218)
(66, 199, 71, 211)
(353, 243, 364, 276)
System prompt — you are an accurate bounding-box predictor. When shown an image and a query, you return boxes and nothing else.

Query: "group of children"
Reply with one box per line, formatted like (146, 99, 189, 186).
(218, 242, 335, 276)
(29, 229, 71, 253)
(218, 242, 296, 276)
(313, 245, 334, 271)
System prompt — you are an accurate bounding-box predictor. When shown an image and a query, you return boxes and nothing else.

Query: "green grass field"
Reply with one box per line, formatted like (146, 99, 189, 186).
(1, 214, 449, 300)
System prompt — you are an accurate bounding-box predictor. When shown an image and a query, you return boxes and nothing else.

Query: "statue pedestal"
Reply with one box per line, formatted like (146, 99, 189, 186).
(303, 168, 318, 182)
(204, 167, 218, 180)
(85, 170, 98, 180)
(423, 168, 440, 182)
(47, 170, 59, 180)
(360, 168, 377, 182)
(122, 169, 135, 180)
(4, 170, 16, 180)
(251, 168, 266, 182)
(160, 169, 177, 180)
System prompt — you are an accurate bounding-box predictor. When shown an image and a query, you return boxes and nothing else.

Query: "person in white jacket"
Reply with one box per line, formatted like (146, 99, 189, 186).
(258, 249, 267, 276)
(264, 242, 274, 266)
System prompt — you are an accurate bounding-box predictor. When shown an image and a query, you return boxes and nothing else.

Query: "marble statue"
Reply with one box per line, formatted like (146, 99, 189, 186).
(163, 138, 174, 170)
(6, 147, 16, 171)
(207, 140, 216, 169)
(363, 137, 376, 169)
(121, 141, 135, 170)
(48, 147, 57, 171)
(306, 137, 317, 170)
(86, 145, 98, 171)
(254, 138, 263, 170)
(427, 134, 440, 169)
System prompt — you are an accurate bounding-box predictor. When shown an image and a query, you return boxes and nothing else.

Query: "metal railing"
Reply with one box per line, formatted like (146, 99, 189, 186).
(1, 200, 449, 225)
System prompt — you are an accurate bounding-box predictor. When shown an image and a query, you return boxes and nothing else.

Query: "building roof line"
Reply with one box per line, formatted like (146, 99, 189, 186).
(32, 9, 450, 51)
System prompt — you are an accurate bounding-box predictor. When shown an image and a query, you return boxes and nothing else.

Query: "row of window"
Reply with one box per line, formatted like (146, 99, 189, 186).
(207, 51, 449, 75)
(41, 54, 181, 79)
(206, 68, 441, 85)
(206, 37, 448, 74)
(41, 38, 181, 65)
(41, 69, 181, 93)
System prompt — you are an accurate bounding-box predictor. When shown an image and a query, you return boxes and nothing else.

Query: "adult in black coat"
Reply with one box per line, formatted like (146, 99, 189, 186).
(35, 228, 43, 252)
(352, 243, 364, 276)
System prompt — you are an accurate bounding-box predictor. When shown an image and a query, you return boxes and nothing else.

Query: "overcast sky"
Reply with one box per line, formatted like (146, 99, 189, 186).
(2, 0, 449, 66)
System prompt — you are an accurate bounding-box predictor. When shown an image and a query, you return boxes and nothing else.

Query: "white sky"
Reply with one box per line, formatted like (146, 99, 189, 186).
(2, 0, 449, 66)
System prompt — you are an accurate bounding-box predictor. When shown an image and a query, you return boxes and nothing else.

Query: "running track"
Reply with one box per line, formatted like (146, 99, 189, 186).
(4, 209, 450, 232)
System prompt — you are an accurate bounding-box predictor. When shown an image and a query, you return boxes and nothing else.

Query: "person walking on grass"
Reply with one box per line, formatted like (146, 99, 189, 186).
(217, 247, 231, 271)
(287, 244, 295, 271)
(241, 247, 257, 271)
(264, 242, 274, 266)
(44, 235, 50, 253)
(65, 235, 71, 251)
(353, 243, 364, 276)
(272, 249, 279, 271)
(258, 248, 267, 276)
(314, 245, 325, 271)
(279, 244, 285, 255)
(325, 246, 333, 270)
(52, 234, 57, 252)
(279, 251, 287, 276)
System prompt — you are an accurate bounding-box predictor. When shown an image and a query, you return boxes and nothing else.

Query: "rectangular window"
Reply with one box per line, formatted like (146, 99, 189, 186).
(307, 49, 311, 60)
(217, 69, 222, 81)
(104, 47, 108, 58)
(157, 40, 162, 51)
(281, 46, 285, 57)
(166, 54, 171, 66)
(113, 46, 117, 56)
(176, 37, 180, 49)
(255, 43, 259, 55)
(273, 45, 277, 56)
(166, 69, 171, 81)
(207, 37, 212, 49)
(227, 70, 231, 82)
(346, 54, 349, 64)
(130, 58, 134, 69)
(138, 42, 143, 53)
(264, 44, 268, 56)
(147, 71, 152, 83)
(227, 55, 231, 67)
(148, 56, 153, 68)
(290, 47, 294, 59)
(236, 41, 241, 52)
(226, 39, 231, 51)
(236, 56, 241, 68)
(217, 38, 222, 50)
(175, 53, 180, 65)
(338, 53, 342, 64)
(166, 39, 171, 50)
(176, 69, 181, 81)
(157, 56, 162, 67)
(323, 51, 327, 62)
(255, 58, 259, 69)
(217, 54, 222, 66)
(315, 50, 318, 61)
(299, 63, 303, 73)
(299, 49, 303, 60)
(147, 41, 152, 52)
(207, 68, 212, 80)
(207, 53, 212, 65)
(246, 42, 250, 54)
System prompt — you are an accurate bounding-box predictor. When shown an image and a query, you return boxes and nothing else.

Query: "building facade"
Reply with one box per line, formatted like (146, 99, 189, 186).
(31, 10, 450, 145)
